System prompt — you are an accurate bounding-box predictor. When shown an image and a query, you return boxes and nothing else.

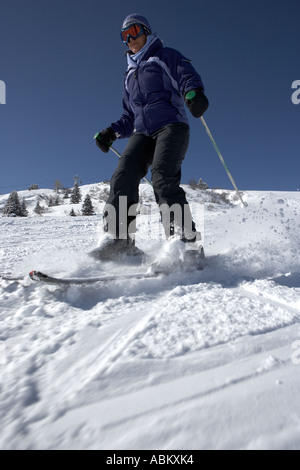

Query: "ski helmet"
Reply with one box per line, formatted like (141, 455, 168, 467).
(121, 14, 152, 36)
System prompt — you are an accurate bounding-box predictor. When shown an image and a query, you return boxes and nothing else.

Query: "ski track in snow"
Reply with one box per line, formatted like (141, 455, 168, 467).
(0, 186, 300, 449)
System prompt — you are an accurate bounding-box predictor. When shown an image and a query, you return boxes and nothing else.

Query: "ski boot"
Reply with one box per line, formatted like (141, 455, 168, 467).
(89, 234, 145, 263)
(182, 229, 205, 269)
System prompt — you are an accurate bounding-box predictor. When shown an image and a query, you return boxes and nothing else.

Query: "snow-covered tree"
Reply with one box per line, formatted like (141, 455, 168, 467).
(3, 191, 26, 217)
(34, 201, 46, 215)
(63, 188, 71, 199)
(82, 194, 95, 216)
(54, 180, 63, 193)
(28, 184, 39, 191)
(48, 195, 61, 207)
(21, 198, 28, 217)
(189, 178, 198, 189)
(198, 178, 209, 190)
(70, 182, 82, 204)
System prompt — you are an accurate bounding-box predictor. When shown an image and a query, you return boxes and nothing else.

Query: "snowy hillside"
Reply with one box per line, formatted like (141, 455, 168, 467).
(0, 184, 300, 450)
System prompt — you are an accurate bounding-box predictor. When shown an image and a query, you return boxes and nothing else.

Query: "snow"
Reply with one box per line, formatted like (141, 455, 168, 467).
(0, 184, 300, 450)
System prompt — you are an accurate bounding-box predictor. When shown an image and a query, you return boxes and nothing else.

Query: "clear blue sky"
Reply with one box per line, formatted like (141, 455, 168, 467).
(1, 0, 299, 194)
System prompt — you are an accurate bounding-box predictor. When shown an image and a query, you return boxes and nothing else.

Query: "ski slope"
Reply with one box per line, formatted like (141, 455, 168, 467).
(0, 184, 300, 450)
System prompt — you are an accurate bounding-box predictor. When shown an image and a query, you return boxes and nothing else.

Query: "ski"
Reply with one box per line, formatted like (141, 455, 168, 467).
(1, 252, 206, 286)
(28, 270, 161, 285)
(0, 274, 25, 282)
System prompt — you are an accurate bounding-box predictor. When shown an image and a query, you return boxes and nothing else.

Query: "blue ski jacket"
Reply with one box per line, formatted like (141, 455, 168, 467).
(111, 36, 205, 138)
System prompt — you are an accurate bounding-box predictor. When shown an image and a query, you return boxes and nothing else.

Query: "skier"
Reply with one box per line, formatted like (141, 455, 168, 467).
(93, 14, 209, 261)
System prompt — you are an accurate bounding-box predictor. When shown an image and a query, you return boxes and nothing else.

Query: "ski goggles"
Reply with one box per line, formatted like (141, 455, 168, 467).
(120, 24, 145, 44)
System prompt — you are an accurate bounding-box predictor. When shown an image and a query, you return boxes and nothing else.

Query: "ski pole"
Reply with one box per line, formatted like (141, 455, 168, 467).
(110, 146, 153, 187)
(200, 116, 247, 207)
(185, 92, 247, 207)
(94, 132, 152, 187)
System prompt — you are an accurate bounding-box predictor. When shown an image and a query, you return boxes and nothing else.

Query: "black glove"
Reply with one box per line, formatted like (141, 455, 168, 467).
(94, 127, 116, 153)
(185, 88, 209, 118)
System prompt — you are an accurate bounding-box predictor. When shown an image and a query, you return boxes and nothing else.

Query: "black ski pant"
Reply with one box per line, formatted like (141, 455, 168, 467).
(104, 122, 196, 240)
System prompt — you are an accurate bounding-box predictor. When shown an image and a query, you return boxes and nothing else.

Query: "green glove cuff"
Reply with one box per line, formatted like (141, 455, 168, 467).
(185, 90, 196, 100)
